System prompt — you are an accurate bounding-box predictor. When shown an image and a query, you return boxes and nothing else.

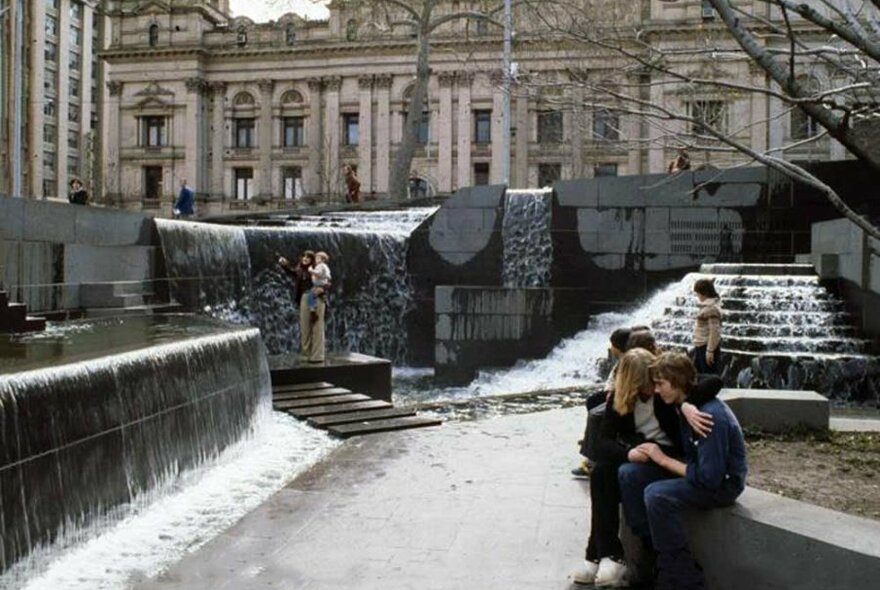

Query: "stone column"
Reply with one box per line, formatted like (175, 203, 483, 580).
(307, 77, 323, 196)
(513, 90, 529, 188)
(490, 73, 505, 184)
(104, 81, 123, 204)
(324, 76, 342, 197)
(56, 0, 72, 196)
(748, 65, 768, 155)
(456, 73, 473, 189)
(184, 77, 207, 197)
(437, 72, 455, 193)
(79, 2, 95, 191)
(209, 82, 227, 199)
(358, 75, 373, 193)
(29, 0, 47, 197)
(257, 78, 274, 199)
(568, 86, 583, 179)
(648, 75, 666, 174)
(375, 74, 392, 195)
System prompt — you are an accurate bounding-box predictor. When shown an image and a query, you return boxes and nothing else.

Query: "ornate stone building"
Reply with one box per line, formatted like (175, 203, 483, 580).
(99, 0, 855, 214)
(1, 0, 106, 200)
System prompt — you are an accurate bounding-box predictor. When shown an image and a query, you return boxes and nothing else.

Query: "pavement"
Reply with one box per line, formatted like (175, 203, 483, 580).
(136, 407, 589, 590)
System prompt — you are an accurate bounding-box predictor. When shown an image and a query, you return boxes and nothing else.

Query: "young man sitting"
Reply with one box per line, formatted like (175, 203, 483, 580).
(617, 352, 748, 590)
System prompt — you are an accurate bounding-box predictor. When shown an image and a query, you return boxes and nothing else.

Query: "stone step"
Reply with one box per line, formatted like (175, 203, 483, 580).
(712, 276, 820, 288)
(661, 308, 855, 326)
(273, 387, 352, 401)
(699, 263, 816, 276)
(656, 341, 880, 361)
(274, 393, 372, 410)
(0, 291, 8, 309)
(0, 302, 27, 331)
(307, 407, 417, 428)
(272, 382, 334, 393)
(22, 316, 47, 332)
(326, 416, 444, 438)
(654, 333, 872, 354)
(287, 399, 393, 419)
(37, 309, 87, 322)
(652, 322, 859, 339)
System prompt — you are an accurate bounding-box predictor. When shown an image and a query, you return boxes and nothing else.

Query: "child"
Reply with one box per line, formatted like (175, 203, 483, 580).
(306, 251, 331, 315)
(692, 278, 722, 374)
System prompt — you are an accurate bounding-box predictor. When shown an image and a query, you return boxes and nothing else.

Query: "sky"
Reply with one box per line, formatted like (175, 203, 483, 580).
(229, 0, 330, 22)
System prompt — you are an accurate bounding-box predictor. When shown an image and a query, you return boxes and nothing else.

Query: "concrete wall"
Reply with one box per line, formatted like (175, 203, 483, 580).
(687, 487, 880, 590)
(0, 196, 161, 311)
(434, 286, 594, 384)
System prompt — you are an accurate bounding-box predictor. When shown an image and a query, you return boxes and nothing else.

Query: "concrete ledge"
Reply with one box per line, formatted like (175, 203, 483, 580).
(686, 487, 880, 590)
(719, 388, 829, 432)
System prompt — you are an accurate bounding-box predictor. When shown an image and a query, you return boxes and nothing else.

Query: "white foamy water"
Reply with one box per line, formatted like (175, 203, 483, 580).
(2, 411, 338, 590)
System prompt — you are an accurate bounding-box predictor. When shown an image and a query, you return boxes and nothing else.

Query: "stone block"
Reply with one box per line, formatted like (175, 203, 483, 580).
(269, 352, 392, 403)
(64, 245, 157, 284)
(718, 388, 829, 432)
(555, 179, 598, 208)
(597, 175, 648, 207)
(23, 200, 76, 244)
(0, 196, 25, 241)
(74, 207, 155, 246)
(435, 286, 454, 313)
(644, 231, 671, 255)
(435, 314, 452, 340)
(445, 184, 505, 209)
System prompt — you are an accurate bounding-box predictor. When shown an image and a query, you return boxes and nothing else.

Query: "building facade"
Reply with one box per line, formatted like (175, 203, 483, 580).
(99, 0, 857, 215)
(0, 0, 105, 200)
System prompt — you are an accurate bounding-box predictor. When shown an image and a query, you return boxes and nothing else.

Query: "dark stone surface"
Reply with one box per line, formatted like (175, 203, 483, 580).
(269, 352, 392, 403)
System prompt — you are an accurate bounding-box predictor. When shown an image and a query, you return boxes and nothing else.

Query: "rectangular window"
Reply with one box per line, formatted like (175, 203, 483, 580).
(68, 129, 79, 150)
(474, 109, 491, 144)
(44, 151, 57, 173)
(343, 113, 359, 146)
(473, 162, 490, 186)
(282, 167, 303, 200)
(235, 118, 255, 148)
(594, 163, 618, 177)
(537, 111, 564, 144)
(144, 166, 163, 200)
(538, 163, 562, 187)
(67, 155, 79, 177)
(283, 117, 305, 147)
(70, 2, 82, 21)
(405, 110, 430, 144)
(689, 100, 727, 135)
(45, 42, 57, 63)
(70, 26, 82, 48)
(45, 15, 58, 37)
(45, 0, 59, 11)
(44, 98, 56, 116)
(235, 168, 254, 200)
(69, 81, 80, 98)
(44, 75, 57, 96)
(68, 107, 80, 123)
(142, 116, 166, 147)
(592, 109, 620, 141)
(701, 0, 715, 19)
(69, 50, 80, 71)
(43, 124, 56, 144)
(43, 180, 55, 199)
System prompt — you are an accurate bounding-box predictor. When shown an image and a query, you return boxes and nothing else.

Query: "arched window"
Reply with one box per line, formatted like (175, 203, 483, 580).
(345, 19, 358, 41)
(237, 26, 248, 47)
(286, 25, 296, 46)
(149, 24, 159, 47)
(281, 90, 304, 105)
(233, 92, 255, 107)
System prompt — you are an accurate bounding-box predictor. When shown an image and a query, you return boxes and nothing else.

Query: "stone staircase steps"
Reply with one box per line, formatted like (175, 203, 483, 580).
(0, 291, 47, 334)
(326, 416, 443, 438)
(652, 321, 858, 339)
(700, 263, 816, 275)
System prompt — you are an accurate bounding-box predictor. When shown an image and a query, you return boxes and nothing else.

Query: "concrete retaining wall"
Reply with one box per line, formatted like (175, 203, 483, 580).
(0, 196, 161, 311)
(687, 487, 880, 590)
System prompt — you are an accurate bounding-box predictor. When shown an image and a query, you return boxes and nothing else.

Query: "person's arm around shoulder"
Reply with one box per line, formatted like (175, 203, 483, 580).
(685, 403, 732, 490)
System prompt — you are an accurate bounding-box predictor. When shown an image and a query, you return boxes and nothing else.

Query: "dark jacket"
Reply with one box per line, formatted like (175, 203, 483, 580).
(175, 186, 194, 215)
(68, 188, 88, 205)
(681, 396, 747, 495)
(597, 376, 723, 465)
(282, 263, 313, 304)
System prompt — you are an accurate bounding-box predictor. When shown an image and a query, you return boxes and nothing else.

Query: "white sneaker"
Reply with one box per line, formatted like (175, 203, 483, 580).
(595, 557, 629, 587)
(572, 560, 599, 585)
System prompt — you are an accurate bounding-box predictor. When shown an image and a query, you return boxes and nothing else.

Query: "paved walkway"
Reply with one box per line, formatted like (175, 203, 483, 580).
(137, 408, 589, 590)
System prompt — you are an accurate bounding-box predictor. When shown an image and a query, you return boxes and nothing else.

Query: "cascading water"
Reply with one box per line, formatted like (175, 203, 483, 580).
(155, 209, 437, 363)
(502, 189, 553, 287)
(652, 265, 880, 403)
(0, 316, 271, 575)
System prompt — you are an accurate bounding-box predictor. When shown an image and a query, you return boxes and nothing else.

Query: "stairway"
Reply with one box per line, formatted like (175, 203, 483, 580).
(272, 381, 442, 438)
(79, 280, 182, 318)
(0, 291, 47, 334)
(652, 263, 880, 404)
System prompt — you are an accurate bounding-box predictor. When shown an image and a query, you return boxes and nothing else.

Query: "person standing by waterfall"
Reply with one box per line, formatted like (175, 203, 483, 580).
(278, 250, 326, 363)
(692, 278, 722, 374)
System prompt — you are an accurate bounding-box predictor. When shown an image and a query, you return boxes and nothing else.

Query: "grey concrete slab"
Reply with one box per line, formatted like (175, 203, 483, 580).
(135, 408, 590, 590)
(830, 417, 880, 432)
(719, 388, 830, 432)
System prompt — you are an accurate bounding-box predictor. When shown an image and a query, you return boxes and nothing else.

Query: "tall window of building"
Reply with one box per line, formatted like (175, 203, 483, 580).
(45, 15, 58, 37)
(346, 19, 358, 41)
(538, 163, 561, 187)
(282, 167, 303, 200)
(149, 24, 159, 47)
(44, 98, 56, 116)
(592, 109, 620, 141)
(286, 25, 297, 45)
(68, 129, 79, 150)
(70, 1, 82, 21)
(537, 111, 564, 144)
(235, 168, 254, 200)
(45, 75, 57, 96)
(70, 26, 82, 47)
(68, 108, 80, 123)
(69, 81, 79, 98)
(45, 0, 59, 10)
(283, 117, 305, 147)
(235, 118, 255, 148)
(45, 42, 57, 64)
(43, 124, 57, 144)
(141, 116, 166, 147)
(44, 151, 57, 173)
(69, 50, 80, 71)
(701, 0, 715, 19)
(474, 162, 490, 185)
(594, 163, 618, 177)
(343, 114, 359, 146)
(67, 155, 79, 177)
(474, 109, 491, 143)
(237, 27, 248, 47)
(144, 166, 163, 200)
(689, 100, 727, 135)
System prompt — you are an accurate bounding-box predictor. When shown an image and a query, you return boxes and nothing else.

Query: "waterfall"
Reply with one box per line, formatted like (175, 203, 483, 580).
(0, 317, 271, 573)
(155, 209, 437, 363)
(502, 189, 553, 288)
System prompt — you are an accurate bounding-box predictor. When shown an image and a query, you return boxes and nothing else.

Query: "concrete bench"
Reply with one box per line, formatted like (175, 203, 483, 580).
(686, 487, 880, 590)
(719, 388, 829, 432)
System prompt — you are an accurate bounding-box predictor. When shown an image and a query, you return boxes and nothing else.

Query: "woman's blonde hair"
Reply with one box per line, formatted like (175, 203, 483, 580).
(613, 348, 656, 415)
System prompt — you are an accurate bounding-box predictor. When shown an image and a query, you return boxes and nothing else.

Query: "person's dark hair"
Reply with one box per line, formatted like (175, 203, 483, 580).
(630, 324, 650, 333)
(301, 250, 316, 264)
(693, 278, 720, 299)
(625, 330, 658, 354)
(609, 328, 632, 352)
(69, 178, 81, 188)
(650, 352, 697, 394)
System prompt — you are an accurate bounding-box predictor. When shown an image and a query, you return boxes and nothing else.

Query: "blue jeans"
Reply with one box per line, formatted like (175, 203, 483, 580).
(619, 463, 742, 590)
(306, 288, 318, 310)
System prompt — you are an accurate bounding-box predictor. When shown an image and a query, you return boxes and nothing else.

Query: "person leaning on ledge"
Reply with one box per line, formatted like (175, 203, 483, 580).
(68, 178, 89, 205)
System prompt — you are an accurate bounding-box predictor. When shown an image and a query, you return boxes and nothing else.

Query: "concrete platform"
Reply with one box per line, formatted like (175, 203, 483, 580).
(269, 352, 392, 403)
(719, 388, 830, 432)
(134, 408, 588, 590)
